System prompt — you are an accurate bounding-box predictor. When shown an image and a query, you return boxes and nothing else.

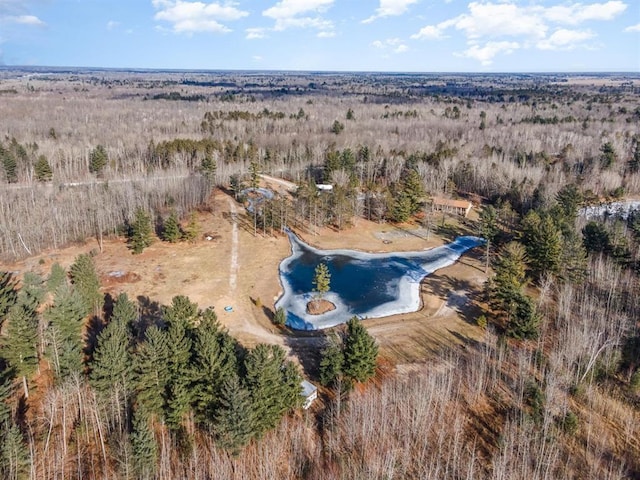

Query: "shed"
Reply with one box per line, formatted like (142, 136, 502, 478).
(300, 380, 318, 409)
(431, 197, 473, 217)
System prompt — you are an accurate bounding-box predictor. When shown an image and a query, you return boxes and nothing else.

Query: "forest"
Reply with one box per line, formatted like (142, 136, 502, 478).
(0, 68, 639, 479)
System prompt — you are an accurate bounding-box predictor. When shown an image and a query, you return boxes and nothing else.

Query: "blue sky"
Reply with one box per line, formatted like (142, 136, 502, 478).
(0, 0, 638, 71)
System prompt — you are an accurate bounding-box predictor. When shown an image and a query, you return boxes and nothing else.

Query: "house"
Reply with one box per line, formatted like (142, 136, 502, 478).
(431, 197, 473, 217)
(300, 380, 318, 409)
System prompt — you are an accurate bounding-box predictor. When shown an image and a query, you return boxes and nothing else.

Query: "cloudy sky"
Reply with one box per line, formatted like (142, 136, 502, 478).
(0, 0, 638, 71)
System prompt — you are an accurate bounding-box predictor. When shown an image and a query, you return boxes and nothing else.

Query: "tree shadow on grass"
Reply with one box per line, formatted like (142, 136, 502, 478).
(135, 295, 163, 341)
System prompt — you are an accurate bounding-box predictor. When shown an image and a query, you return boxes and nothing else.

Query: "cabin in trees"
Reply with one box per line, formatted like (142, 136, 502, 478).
(300, 380, 318, 409)
(430, 197, 473, 217)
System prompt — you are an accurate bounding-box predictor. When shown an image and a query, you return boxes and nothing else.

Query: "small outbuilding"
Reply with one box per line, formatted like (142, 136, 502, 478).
(300, 380, 318, 409)
(430, 197, 473, 217)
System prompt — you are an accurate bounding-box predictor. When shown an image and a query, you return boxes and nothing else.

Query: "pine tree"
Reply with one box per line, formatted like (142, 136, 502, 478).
(69, 253, 104, 316)
(1, 151, 17, 183)
(17, 272, 45, 315)
(134, 326, 171, 419)
(312, 263, 331, 300)
(402, 169, 425, 215)
(489, 241, 528, 316)
(0, 272, 18, 324)
(244, 344, 290, 437)
(0, 367, 13, 426)
(319, 333, 344, 387)
(521, 211, 562, 279)
(164, 306, 194, 430)
(190, 313, 237, 425)
(390, 191, 412, 223)
(89, 144, 108, 175)
(343, 317, 378, 383)
(2, 306, 38, 398)
(46, 263, 67, 294)
(130, 409, 158, 479)
(128, 208, 153, 254)
(34, 154, 53, 182)
(479, 205, 499, 273)
(0, 422, 29, 479)
(506, 291, 541, 340)
(44, 285, 86, 381)
(163, 295, 199, 327)
(182, 212, 199, 243)
(249, 160, 260, 189)
(200, 155, 217, 187)
(90, 303, 134, 401)
(214, 372, 255, 454)
(161, 211, 182, 243)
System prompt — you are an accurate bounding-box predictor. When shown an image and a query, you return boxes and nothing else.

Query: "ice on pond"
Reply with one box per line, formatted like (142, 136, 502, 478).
(275, 230, 484, 330)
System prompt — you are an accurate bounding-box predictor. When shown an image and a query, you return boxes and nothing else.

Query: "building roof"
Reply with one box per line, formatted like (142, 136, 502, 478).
(431, 197, 472, 209)
(300, 380, 317, 398)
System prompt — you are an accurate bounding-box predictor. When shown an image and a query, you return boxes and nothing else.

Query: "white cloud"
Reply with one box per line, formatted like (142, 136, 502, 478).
(262, 0, 335, 36)
(246, 27, 267, 39)
(372, 37, 409, 54)
(624, 23, 640, 33)
(7, 14, 44, 26)
(457, 41, 519, 66)
(411, 25, 447, 40)
(544, 1, 627, 25)
(412, 1, 627, 64)
(363, 0, 419, 24)
(152, 0, 248, 34)
(107, 20, 120, 31)
(537, 29, 595, 50)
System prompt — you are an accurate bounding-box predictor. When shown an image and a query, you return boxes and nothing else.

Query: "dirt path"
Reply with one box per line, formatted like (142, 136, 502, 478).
(228, 198, 239, 291)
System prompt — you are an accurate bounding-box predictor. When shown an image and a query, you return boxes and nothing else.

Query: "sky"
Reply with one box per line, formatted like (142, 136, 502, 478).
(0, 0, 638, 72)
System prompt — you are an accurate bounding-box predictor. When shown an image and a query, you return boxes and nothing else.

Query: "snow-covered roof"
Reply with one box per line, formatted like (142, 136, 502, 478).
(300, 380, 317, 398)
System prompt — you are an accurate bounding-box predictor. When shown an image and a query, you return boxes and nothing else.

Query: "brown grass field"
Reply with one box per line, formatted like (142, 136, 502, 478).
(4, 187, 487, 369)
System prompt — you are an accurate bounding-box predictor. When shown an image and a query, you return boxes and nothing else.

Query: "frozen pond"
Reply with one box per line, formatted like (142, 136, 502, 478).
(275, 230, 484, 330)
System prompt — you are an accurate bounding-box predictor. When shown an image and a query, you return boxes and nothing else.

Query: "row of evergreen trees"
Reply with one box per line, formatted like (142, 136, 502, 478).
(0, 256, 304, 477)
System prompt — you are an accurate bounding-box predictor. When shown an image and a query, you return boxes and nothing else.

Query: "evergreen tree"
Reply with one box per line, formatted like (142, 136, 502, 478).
(280, 360, 303, 411)
(506, 291, 541, 340)
(44, 286, 86, 381)
(214, 372, 255, 454)
(90, 300, 134, 401)
(200, 155, 217, 187)
(479, 205, 499, 273)
(16, 272, 45, 315)
(244, 344, 292, 437)
(163, 295, 199, 327)
(599, 141, 616, 169)
(555, 184, 582, 225)
(164, 305, 194, 429)
(343, 317, 378, 383)
(249, 160, 260, 189)
(190, 312, 237, 425)
(134, 326, 171, 419)
(182, 212, 199, 243)
(319, 333, 344, 387)
(1, 151, 17, 183)
(489, 242, 528, 315)
(69, 253, 104, 316)
(130, 409, 158, 479)
(34, 154, 53, 182)
(559, 230, 588, 284)
(89, 144, 108, 175)
(312, 263, 331, 300)
(521, 211, 562, 279)
(128, 208, 153, 254)
(2, 306, 38, 398)
(402, 169, 425, 215)
(390, 191, 413, 223)
(0, 272, 18, 323)
(46, 263, 67, 294)
(161, 211, 182, 243)
(0, 422, 29, 479)
(582, 221, 611, 253)
(0, 367, 14, 426)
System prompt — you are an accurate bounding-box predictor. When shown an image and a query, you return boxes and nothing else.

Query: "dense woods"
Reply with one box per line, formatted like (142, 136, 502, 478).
(1, 68, 639, 478)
